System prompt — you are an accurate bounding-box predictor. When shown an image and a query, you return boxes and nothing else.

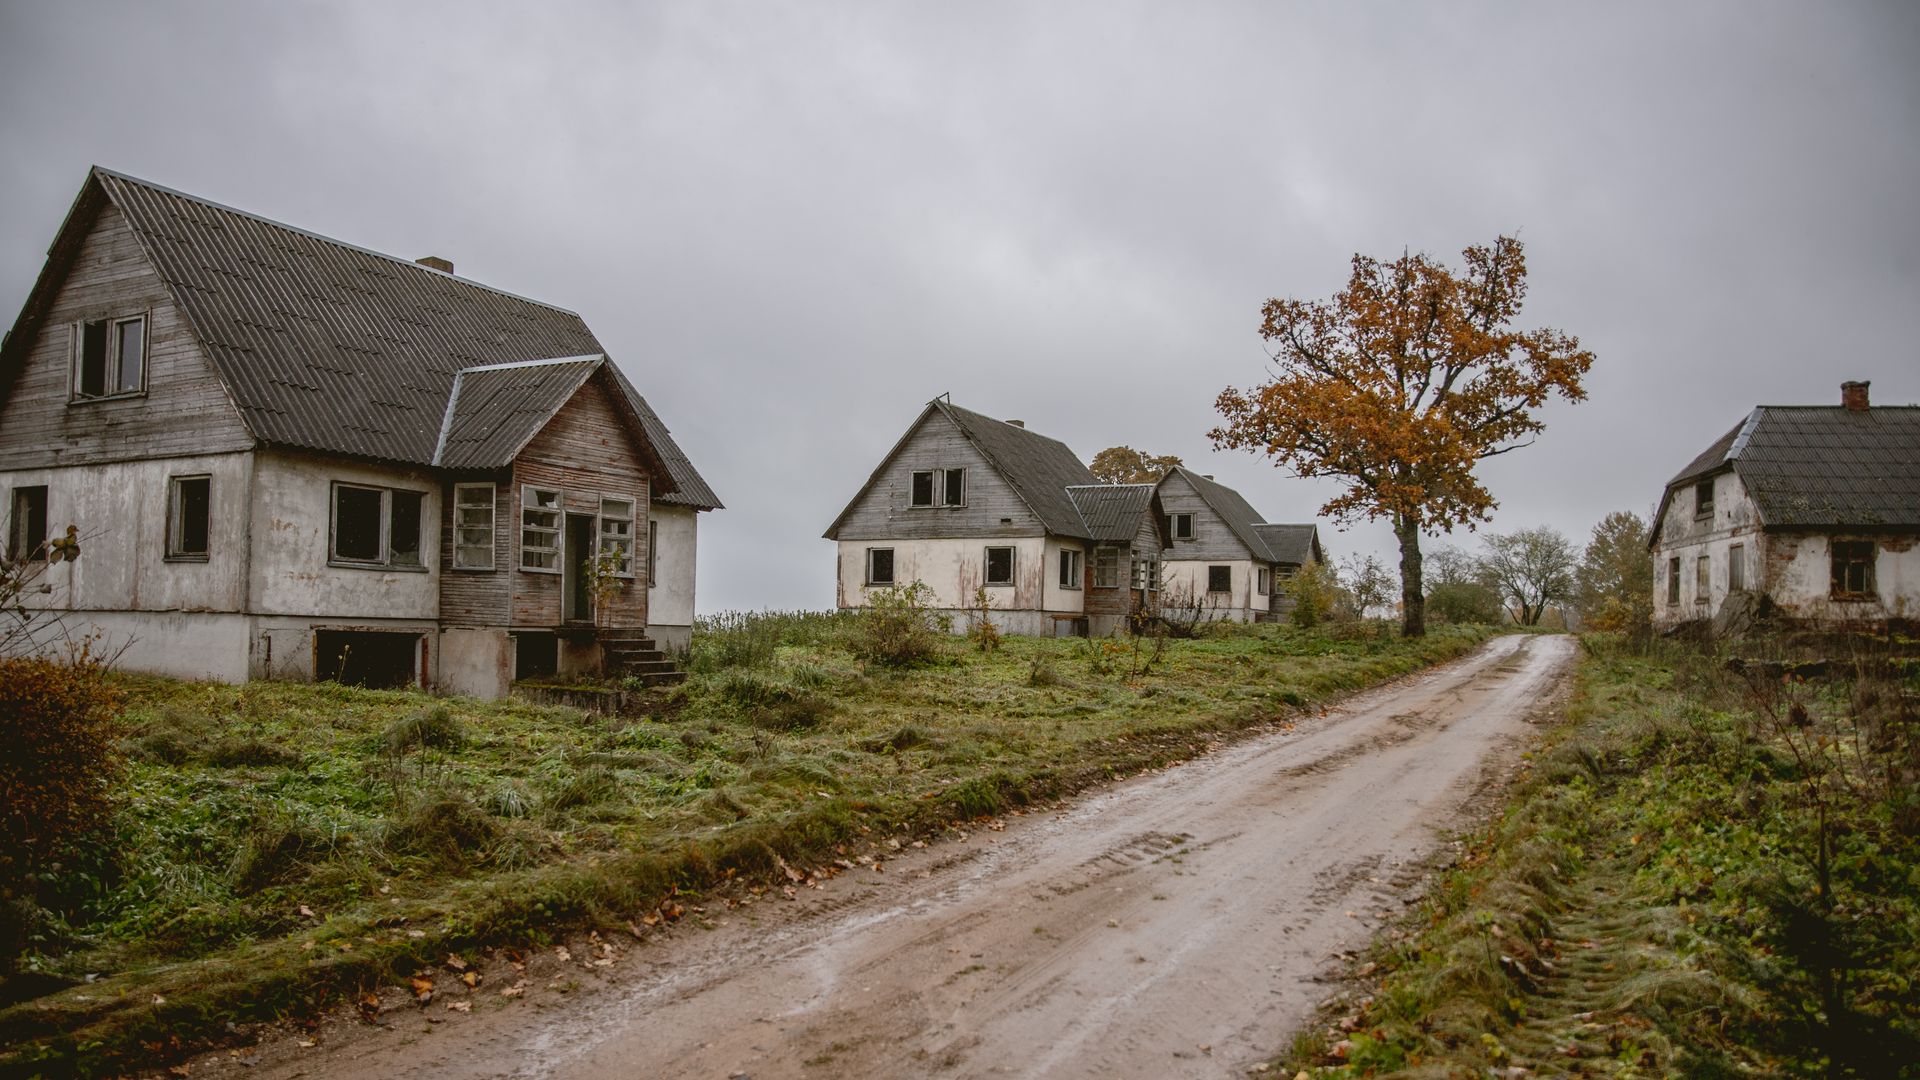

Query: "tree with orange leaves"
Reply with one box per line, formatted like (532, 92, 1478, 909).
(1210, 236, 1593, 637)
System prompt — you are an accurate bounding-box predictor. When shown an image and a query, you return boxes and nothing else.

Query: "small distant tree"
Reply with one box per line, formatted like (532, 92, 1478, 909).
(1211, 236, 1594, 637)
(1424, 546, 1481, 588)
(1576, 510, 1654, 634)
(1287, 560, 1338, 628)
(965, 586, 1002, 654)
(1480, 527, 1578, 626)
(1089, 446, 1183, 485)
(1338, 554, 1395, 619)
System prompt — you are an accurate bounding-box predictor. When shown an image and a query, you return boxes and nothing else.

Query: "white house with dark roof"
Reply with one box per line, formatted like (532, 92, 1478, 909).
(1157, 466, 1324, 622)
(0, 167, 720, 695)
(824, 398, 1167, 637)
(1651, 380, 1919, 631)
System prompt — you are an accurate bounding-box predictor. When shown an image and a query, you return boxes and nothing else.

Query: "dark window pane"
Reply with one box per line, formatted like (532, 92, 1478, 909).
(174, 477, 210, 556)
(1208, 565, 1232, 593)
(986, 547, 1013, 585)
(869, 548, 894, 584)
(10, 486, 48, 561)
(943, 469, 965, 506)
(115, 319, 144, 393)
(390, 491, 423, 566)
(79, 320, 107, 396)
(910, 471, 934, 507)
(334, 487, 383, 561)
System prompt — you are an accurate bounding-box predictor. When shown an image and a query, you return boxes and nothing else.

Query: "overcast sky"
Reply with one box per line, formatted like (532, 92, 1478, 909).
(3, 1, 1915, 613)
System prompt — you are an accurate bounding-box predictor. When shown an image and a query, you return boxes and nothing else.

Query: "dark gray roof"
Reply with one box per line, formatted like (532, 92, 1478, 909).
(1068, 483, 1157, 541)
(938, 401, 1102, 538)
(1252, 523, 1321, 565)
(1168, 466, 1277, 561)
(435, 357, 598, 469)
(1662, 405, 1920, 530)
(3, 168, 719, 507)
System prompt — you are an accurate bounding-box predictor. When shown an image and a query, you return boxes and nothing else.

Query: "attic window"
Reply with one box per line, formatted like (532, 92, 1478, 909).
(910, 471, 935, 507)
(1831, 541, 1876, 599)
(1693, 478, 1714, 520)
(72, 315, 146, 399)
(943, 468, 966, 506)
(1166, 513, 1195, 540)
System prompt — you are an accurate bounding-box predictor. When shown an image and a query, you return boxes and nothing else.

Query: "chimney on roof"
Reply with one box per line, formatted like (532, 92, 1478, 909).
(416, 256, 454, 274)
(1841, 380, 1870, 411)
(1005, 419, 1025, 428)
(1203, 474, 1215, 480)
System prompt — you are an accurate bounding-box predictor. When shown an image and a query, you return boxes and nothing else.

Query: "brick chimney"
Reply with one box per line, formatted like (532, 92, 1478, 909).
(416, 255, 454, 274)
(1842, 380, 1871, 411)
(1005, 419, 1025, 428)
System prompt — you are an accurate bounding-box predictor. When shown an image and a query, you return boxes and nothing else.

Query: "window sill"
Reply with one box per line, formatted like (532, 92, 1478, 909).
(518, 565, 562, 575)
(164, 554, 210, 564)
(983, 582, 1014, 589)
(327, 560, 429, 574)
(1059, 586, 1082, 591)
(451, 565, 498, 573)
(1829, 593, 1879, 603)
(68, 391, 148, 405)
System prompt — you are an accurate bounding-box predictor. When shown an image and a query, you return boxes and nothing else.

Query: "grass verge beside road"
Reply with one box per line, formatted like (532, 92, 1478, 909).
(1282, 633, 1920, 1078)
(1, 618, 1489, 1075)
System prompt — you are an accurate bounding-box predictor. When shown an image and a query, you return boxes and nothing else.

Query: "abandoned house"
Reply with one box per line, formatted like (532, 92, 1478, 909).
(824, 398, 1168, 636)
(0, 167, 720, 696)
(1156, 466, 1324, 622)
(1650, 380, 1918, 632)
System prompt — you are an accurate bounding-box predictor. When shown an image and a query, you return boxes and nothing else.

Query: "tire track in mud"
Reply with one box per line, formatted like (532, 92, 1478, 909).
(197, 634, 1574, 1080)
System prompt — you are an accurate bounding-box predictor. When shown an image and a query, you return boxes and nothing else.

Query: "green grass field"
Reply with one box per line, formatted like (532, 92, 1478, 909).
(2, 616, 1490, 1074)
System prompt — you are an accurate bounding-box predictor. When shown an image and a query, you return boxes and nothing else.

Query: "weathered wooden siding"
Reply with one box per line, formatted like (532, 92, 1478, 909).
(1156, 471, 1256, 562)
(438, 472, 512, 628)
(509, 373, 651, 629)
(832, 411, 1046, 540)
(0, 203, 253, 471)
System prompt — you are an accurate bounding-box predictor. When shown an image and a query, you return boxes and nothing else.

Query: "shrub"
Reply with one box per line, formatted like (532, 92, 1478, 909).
(229, 817, 325, 893)
(850, 583, 945, 667)
(1028, 654, 1064, 687)
(0, 654, 123, 972)
(385, 794, 499, 870)
(385, 705, 464, 754)
(1426, 580, 1504, 625)
(1287, 561, 1338, 628)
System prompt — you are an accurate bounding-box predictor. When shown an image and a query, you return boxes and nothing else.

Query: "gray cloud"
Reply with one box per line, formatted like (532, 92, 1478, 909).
(4, 1, 1915, 610)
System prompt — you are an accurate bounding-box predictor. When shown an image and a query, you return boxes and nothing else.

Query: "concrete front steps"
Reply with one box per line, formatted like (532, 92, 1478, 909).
(598, 628, 687, 687)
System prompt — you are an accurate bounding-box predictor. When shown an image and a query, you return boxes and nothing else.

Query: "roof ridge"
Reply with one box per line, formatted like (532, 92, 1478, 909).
(91, 165, 584, 319)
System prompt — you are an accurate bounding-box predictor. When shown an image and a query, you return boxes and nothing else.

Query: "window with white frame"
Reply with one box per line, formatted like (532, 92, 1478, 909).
(167, 475, 210, 560)
(1092, 546, 1120, 588)
(520, 486, 561, 571)
(1257, 567, 1272, 596)
(453, 483, 495, 570)
(1058, 548, 1082, 590)
(72, 315, 146, 399)
(1131, 551, 1160, 591)
(330, 483, 424, 568)
(598, 496, 635, 577)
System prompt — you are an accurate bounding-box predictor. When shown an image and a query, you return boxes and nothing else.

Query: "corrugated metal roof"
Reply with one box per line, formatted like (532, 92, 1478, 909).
(74, 168, 719, 507)
(1169, 466, 1276, 561)
(435, 357, 598, 469)
(939, 402, 1102, 539)
(1660, 404, 1920, 531)
(1067, 483, 1157, 541)
(1252, 523, 1320, 565)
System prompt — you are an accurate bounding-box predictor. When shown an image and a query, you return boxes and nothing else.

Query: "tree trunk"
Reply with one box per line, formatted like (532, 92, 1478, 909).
(1395, 514, 1425, 637)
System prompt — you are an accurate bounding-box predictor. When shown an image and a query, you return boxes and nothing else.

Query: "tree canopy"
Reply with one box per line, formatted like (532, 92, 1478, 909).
(1088, 446, 1183, 485)
(1576, 510, 1654, 634)
(1480, 526, 1579, 626)
(1211, 235, 1593, 635)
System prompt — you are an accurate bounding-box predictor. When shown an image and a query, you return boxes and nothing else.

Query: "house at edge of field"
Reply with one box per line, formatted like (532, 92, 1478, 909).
(0, 167, 721, 697)
(822, 397, 1325, 634)
(1157, 466, 1325, 623)
(1649, 380, 1919, 632)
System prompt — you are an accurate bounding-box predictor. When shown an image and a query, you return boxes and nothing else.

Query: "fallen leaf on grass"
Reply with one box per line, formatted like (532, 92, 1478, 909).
(554, 946, 572, 962)
(446, 1000, 471, 1013)
(444, 953, 468, 972)
(357, 992, 382, 1022)
(409, 976, 435, 1005)
(298, 904, 315, 919)
(297, 1039, 317, 1048)
(501, 981, 527, 998)
(461, 971, 481, 988)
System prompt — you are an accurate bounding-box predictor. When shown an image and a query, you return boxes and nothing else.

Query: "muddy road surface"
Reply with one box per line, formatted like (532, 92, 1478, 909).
(206, 633, 1574, 1080)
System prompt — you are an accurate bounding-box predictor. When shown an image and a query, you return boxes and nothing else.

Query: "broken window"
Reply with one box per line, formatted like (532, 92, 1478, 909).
(1728, 543, 1745, 591)
(1092, 547, 1119, 588)
(1694, 478, 1714, 520)
(167, 475, 210, 559)
(1058, 548, 1082, 590)
(331, 483, 426, 568)
(453, 483, 495, 570)
(7, 486, 48, 562)
(1257, 567, 1272, 596)
(1165, 513, 1194, 541)
(1667, 557, 1680, 604)
(910, 471, 935, 507)
(984, 546, 1014, 587)
(943, 468, 966, 506)
(1132, 551, 1161, 591)
(1831, 540, 1876, 598)
(520, 486, 561, 571)
(72, 315, 145, 399)
(598, 496, 635, 577)
(866, 547, 895, 585)
(1208, 565, 1232, 594)
(1695, 555, 1710, 602)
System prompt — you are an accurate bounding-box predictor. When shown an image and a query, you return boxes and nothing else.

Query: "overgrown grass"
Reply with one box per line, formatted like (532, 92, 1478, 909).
(1281, 632, 1920, 1078)
(1, 619, 1491, 1074)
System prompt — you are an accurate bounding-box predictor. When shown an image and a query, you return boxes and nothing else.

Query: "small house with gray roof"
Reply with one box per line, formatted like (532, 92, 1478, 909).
(1650, 381, 1919, 631)
(1156, 467, 1324, 622)
(0, 168, 720, 696)
(824, 398, 1167, 636)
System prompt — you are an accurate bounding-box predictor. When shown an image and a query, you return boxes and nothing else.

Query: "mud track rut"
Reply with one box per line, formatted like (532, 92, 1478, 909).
(215, 634, 1574, 1080)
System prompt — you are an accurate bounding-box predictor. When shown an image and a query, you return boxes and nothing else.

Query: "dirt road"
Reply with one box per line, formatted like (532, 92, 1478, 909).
(211, 633, 1573, 1080)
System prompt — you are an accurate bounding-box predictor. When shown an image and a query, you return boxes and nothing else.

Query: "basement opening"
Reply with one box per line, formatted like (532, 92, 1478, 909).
(314, 630, 421, 689)
(515, 631, 558, 680)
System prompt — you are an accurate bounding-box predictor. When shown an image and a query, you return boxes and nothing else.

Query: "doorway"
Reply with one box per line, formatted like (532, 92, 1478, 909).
(563, 512, 595, 623)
